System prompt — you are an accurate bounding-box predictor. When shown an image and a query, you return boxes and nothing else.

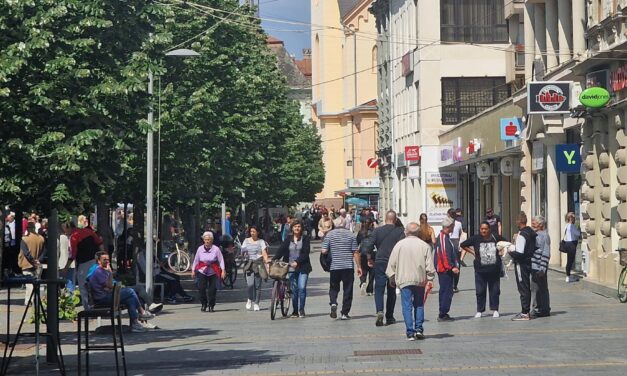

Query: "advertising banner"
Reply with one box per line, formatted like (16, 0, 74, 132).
(425, 171, 458, 224)
(527, 81, 571, 114)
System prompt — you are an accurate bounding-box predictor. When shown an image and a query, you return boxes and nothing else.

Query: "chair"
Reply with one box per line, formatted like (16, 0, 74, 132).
(77, 283, 127, 376)
(134, 253, 165, 303)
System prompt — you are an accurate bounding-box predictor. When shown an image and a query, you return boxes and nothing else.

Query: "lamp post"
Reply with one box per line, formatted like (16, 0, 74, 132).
(146, 48, 200, 297)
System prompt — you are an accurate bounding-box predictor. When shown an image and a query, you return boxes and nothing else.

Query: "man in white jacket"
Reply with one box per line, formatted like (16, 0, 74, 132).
(386, 222, 435, 340)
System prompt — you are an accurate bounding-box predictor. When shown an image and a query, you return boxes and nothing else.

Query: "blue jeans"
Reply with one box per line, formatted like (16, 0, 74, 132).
(374, 262, 396, 318)
(96, 287, 141, 321)
(400, 285, 425, 336)
(288, 271, 309, 312)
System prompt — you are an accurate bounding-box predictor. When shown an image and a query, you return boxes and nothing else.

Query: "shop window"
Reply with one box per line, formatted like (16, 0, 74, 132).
(440, 0, 508, 43)
(441, 77, 510, 125)
(532, 173, 547, 219)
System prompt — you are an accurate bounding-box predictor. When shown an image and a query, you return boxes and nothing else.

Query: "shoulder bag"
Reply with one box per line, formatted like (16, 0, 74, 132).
(559, 227, 568, 253)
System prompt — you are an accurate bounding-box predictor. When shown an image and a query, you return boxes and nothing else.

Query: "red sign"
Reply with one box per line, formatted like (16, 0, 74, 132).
(367, 157, 379, 168)
(505, 122, 517, 136)
(611, 66, 627, 92)
(405, 146, 420, 161)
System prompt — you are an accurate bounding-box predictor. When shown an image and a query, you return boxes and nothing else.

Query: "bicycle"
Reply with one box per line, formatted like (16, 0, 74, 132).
(617, 248, 627, 303)
(221, 246, 241, 289)
(167, 236, 191, 273)
(270, 277, 291, 320)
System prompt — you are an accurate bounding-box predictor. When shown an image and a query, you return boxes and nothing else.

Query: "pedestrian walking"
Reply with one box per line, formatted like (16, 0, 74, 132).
(18, 222, 46, 305)
(448, 209, 464, 292)
(386, 222, 435, 340)
(357, 219, 375, 296)
(241, 226, 269, 311)
(460, 221, 504, 318)
(434, 217, 459, 321)
(562, 212, 581, 282)
(320, 218, 362, 320)
(368, 210, 405, 327)
(273, 220, 311, 318)
(531, 216, 551, 317)
(192, 232, 225, 312)
(317, 210, 333, 239)
(58, 222, 76, 292)
(509, 212, 536, 321)
(417, 213, 436, 245)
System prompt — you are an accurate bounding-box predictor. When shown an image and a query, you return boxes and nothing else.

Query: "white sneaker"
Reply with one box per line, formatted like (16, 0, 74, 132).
(148, 303, 163, 314)
(139, 312, 154, 320)
(396, 288, 401, 295)
(131, 322, 147, 333)
(492, 311, 500, 318)
(565, 276, 570, 282)
(253, 304, 260, 311)
(246, 299, 252, 310)
(474, 312, 482, 318)
(142, 321, 158, 329)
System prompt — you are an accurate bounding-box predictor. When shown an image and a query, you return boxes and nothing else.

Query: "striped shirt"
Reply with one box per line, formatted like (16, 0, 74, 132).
(532, 230, 550, 273)
(321, 228, 358, 271)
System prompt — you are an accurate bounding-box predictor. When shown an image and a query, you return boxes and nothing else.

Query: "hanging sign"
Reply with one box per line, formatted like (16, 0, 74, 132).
(405, 146, 421, 161)
(500, 157, 514, 176)
(408, 166, 420, 179)
(555, 144, 581, 173)
(579, 87, 611, 108)
(500, 118, 522, 141)
(476, 162, 491, 180)
(367, 157, 379, 168)
(527, 81, 571, 114)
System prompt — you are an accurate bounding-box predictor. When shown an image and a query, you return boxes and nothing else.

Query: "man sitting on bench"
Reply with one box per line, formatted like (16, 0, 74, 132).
(88, 251, 154, 333)
(137, 249, 193, 304)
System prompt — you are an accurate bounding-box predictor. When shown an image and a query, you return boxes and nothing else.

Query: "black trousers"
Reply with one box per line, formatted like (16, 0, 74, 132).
(197, 274, 218, 308)
(155, 269, 186, 298)
(514, 262, 532, 314)
(474, 271, 500, 312)
(329, 269, 354, 315)
(564, 241, 578, 276)
(453, 252, 461, 289)
(532, 271, 550, 314)
(359, 255, 374, 294)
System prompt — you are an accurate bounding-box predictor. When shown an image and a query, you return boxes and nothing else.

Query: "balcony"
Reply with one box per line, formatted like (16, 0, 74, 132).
(504, 0, 524, 20)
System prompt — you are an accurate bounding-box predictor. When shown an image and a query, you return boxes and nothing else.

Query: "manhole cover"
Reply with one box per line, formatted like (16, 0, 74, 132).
(353, 349, 422, 356)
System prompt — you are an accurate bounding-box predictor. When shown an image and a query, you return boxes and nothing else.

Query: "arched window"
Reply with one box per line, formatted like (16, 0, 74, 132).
(371, 45, 378, 73)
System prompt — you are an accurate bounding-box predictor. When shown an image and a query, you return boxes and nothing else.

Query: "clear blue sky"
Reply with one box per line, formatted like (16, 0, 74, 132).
(258, 0, 311, 59)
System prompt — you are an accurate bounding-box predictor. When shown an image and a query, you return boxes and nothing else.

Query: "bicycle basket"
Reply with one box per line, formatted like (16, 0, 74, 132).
(268, 260, 289, 280)
(619, 249, 627, 266)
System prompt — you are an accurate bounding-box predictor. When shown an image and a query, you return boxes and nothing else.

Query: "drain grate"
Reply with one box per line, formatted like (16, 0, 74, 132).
(353, 349, 422, 356)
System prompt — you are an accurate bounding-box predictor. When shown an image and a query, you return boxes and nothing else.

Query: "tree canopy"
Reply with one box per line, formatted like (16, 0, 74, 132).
(0, 0, 324, 218)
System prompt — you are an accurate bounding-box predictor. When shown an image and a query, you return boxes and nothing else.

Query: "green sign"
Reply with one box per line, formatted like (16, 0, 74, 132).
(580, 86, 611, 108)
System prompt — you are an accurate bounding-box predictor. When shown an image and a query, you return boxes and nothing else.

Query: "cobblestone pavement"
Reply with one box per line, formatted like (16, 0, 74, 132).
(3, 240, 627, 375)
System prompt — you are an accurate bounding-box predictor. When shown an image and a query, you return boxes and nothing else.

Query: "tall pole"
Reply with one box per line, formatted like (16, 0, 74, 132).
(146, 69, 154, 297)
(46, 209, 59, 362)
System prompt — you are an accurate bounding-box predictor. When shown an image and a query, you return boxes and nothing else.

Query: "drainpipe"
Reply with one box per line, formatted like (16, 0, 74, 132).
(353, 30, 357, 179)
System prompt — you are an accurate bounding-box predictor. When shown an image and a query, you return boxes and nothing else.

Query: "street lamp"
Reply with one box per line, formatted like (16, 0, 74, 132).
(146, 48, 199, 297)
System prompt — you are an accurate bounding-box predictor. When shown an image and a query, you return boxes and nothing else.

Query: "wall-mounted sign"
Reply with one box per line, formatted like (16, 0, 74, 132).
(466, 139, 481, 157)
(405, 146, 420, 161)
(532, 141, 544, 172)
(367, 157, 379, 169)
(439, 146, 454, 167)
(425, 171, 458, 224)
(500, 157, 514, 176)
(500, 118, 522, 141)
(396, 152, 406, 168)
(453, 137, 463, 162)
(408, 166, 420, 179)
(579, 86, 611, 108)
(347, 178, 380, 188)
(527, 81, 571, 114)
(401, 51, 413, 77)
(586, 69, 610, 90)
(611, 65, 627, 92)
(476, 162, 491, 180)
(555, 144, 581, 173)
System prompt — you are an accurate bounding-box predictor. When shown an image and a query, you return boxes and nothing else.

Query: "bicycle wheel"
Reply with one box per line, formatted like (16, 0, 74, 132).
(280, 281, 290, 317)
(618, 267, 627, 303)
(270, 281, 279, 320)
(168, 252, 191, 273)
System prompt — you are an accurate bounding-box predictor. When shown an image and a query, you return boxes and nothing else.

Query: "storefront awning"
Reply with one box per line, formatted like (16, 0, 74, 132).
(439, 146, 522, 171)
(335, 187, 380, 195)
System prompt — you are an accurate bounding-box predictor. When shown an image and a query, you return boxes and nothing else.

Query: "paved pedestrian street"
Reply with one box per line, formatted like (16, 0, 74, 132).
(4, 241, 627, 375)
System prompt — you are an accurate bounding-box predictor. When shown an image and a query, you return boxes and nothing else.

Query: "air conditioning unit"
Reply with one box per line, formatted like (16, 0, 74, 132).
(490, 160, 500, 176)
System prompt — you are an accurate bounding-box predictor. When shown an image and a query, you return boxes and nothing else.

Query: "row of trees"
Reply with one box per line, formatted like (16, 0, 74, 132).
(0, 0, 324, 238)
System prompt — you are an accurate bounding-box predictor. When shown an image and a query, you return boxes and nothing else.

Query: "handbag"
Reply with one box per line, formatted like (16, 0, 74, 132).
(268, 260, 289, 280)
(559, 228, 568, 253)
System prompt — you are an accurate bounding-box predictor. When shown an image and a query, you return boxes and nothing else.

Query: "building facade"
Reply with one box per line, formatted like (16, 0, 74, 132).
(311, 0, 379, 209)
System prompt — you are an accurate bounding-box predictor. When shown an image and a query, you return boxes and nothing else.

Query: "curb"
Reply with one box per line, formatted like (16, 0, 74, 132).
(548, 265, 618, 301)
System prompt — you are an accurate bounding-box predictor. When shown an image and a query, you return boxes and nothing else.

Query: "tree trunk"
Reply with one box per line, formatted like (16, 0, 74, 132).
(96, 202, 113, 253)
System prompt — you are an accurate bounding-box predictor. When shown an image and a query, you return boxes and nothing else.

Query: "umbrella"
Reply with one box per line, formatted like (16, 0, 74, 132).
(345, 197, 369, 207)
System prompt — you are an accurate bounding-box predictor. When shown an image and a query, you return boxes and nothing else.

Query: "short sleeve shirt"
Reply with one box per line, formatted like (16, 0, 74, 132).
(321, 228, 358, 270)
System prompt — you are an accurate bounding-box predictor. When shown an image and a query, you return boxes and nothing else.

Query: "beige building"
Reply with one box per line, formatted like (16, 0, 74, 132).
(311, 0, 379, 208)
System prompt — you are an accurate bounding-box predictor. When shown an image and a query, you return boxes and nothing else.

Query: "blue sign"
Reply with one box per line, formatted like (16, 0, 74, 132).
(555, 144, 581, 173)
(500, 118, 522, 141)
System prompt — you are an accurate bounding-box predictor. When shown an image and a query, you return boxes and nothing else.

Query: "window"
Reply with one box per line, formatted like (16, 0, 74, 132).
(441, 77, 510, 125)
(440, 0, 508, 43)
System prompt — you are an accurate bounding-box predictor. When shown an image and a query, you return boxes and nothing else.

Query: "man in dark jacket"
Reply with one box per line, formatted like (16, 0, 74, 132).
(367, 210, 405, 327)
(434, 217, 459, 322)
(509, 212, 536, 321)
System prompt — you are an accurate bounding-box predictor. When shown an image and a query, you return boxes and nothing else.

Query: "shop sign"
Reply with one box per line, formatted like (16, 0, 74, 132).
(527, 81, 571, 114)
(367, 157, 379, 169)
(500, 118, 522, 141)
(467, 139, 481, 157)
(396, 152, 406, 168)
(439, 146, 454, 167)
(405, 146, 420, 161)
(579, 86, 611, 108)
(610, 65, 627, 92)
(555, 144, 581, 173)
(347, 178, 380, 188)
(500, 157, 514, 176)
(401, 51, 413, 77)
(408, 166, 420, 180)
(532, 141, 544, 172)
(425, 171, 458, 224)
(476, 162, 491, 180)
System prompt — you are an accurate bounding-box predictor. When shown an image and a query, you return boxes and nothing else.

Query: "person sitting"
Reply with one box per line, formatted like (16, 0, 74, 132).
(88, 251, 154, 333)
(136, 248, 193, 304)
